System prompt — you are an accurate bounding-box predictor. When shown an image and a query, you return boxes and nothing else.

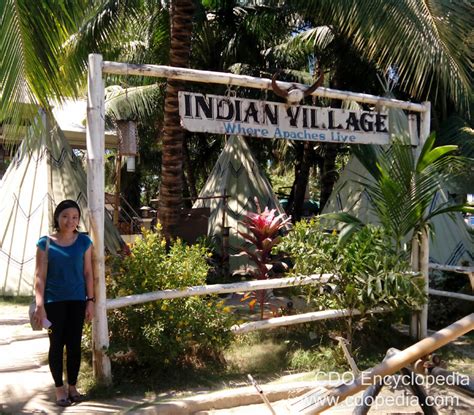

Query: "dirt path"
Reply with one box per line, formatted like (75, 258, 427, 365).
(0, 303, 149, 413)
(1, 303, 472, 414)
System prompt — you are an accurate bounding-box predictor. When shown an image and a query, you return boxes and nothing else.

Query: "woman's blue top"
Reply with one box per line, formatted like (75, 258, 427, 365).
(37, 233, 92, 303)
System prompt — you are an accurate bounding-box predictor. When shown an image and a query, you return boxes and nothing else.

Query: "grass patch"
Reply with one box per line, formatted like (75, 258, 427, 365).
(225, 333, 287, 376)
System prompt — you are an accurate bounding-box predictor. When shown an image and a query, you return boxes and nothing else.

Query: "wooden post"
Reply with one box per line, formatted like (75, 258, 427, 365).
(410, 102, 431, 340)
(418, 102, 431, 339)
(419, 226, 430, 339)
(410, 234, 420, 339)
(87, 53, 112, 385)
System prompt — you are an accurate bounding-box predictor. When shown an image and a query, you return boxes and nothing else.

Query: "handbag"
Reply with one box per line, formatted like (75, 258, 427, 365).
(29, 237, 50, 331)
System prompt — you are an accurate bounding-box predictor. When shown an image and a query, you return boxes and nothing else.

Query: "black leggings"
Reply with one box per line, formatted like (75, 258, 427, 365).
(44, 301, 86, 387)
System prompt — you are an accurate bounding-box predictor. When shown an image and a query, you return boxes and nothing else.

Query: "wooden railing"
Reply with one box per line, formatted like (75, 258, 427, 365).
(106, 267, 474, 334)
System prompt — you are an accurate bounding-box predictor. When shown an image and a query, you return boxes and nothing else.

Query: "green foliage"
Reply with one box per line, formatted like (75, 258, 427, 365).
(106, 230, 235, 370)
(349, 135, 474, 251)
(276, 219, 425, 348)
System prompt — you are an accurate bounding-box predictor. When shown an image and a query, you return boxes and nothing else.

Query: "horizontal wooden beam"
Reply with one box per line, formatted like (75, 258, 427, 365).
(231, 307, 389, 334)
(429, 288, 474, 302)
(106, 274, 332, 310)
(429, 263, 474, 274)
(102, 61, 427, 113)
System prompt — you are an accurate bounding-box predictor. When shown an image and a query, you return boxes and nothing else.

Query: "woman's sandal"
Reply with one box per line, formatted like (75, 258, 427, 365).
(55, 398, 71, 407)
(68, 393, 86, 403)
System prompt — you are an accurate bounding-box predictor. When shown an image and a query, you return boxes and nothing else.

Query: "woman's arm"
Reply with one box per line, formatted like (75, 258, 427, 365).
(84, 245, 95, 321)
(34, 246, 48, 325)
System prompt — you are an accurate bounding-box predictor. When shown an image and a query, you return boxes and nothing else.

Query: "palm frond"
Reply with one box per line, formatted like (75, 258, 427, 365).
(264, 26, 335, 64)
(350, 133, 472, 248)
(437, 115, 474, 157)
(104, 83, 164, 122)
(0, 0, 78, 134)
(294, 0, 472, 113)
(0, 0, 141, 138)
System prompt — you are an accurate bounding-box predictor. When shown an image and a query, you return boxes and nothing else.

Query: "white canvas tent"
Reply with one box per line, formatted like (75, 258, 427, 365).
(193, 135, 287, 272)
(323, 156, 473, 266)
(0, 114, 122, 296)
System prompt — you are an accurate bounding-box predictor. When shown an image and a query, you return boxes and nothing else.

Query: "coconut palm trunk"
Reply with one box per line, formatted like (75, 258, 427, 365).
(158, 0, 195, 239)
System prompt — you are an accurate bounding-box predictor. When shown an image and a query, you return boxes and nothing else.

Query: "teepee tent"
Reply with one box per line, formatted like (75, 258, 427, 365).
(193, 135, 287, 273)
(0, 113, 122, 296)
(323, 156, 473, 266)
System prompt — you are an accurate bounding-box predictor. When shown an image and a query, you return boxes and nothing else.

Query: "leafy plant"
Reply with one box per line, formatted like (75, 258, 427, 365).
(238, 201, 291, 319)
(329, 134, 474, 251)
(105, 229, 235, 371)
(277, 218, 425, 349)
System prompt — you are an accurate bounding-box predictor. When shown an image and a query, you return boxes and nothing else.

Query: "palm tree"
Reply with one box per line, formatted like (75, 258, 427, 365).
(158, 0, 195, 239)
(324, 134, 474, 339)
(292, 1, 471, 112)
(0, 0, 137, 134)
(2, 0, 472, 238)
(270, 0, 472, 211)
(333, 135, 474, 250)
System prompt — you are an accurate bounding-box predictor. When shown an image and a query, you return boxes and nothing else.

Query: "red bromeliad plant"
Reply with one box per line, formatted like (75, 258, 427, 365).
(238, 201, 291, 319)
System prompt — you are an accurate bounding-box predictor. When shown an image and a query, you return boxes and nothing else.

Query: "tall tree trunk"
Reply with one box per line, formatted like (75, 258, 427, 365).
(158, 0, 194, 239)
(183, 134, 198, 202)
(287, 141, 313, 222)
(319, 56, 345, 212)
(319, 143, 339, 211)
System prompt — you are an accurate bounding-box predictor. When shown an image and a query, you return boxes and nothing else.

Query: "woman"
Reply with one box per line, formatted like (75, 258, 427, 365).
(33, 200, 95, 407)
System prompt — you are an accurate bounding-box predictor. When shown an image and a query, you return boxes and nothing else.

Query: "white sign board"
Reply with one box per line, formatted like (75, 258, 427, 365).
(179, 92, 390, 145)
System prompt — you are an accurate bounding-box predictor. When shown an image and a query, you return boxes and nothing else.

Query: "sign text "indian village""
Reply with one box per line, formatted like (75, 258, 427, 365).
(178, 92, 390, 145)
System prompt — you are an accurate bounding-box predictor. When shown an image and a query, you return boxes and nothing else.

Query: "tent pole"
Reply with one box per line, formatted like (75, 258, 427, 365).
(87, 53, 112, 385)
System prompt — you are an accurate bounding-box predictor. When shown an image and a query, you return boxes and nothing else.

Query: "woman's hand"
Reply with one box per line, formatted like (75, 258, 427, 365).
(34, 304, 46, 327)
(85, 301, 95, 321)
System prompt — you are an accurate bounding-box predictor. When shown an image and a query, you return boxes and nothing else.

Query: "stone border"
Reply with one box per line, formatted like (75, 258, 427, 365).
(139, 381, 324, 414)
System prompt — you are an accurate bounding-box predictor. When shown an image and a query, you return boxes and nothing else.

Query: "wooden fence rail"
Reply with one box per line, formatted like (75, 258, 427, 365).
(106, 274, 331, 310)
(232, 307, 389, 334)
(107, 269, 474, 312)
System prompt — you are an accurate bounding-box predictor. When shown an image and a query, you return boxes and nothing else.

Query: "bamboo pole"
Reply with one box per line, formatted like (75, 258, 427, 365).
(418, 102, 431, 339)
(429, 263, 474, 292)
(106, 274, 332, 310)
(296, 313, 474, 414)
(429, 263, 474, 274)
(420, 227, 430, 339)
(410, 236, 421, 339)
(231, 307, 389, 334)
(87, 53, 112, 385)
(408, 114, 419, 146)
(428, 289, 474, 302)
(102, 61, 427, 113)
(430, 366, 474, 397)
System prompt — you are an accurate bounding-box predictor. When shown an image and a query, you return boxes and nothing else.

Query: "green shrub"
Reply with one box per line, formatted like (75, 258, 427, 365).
(106, 229, 235, 370)
(276, 219, 425, 347)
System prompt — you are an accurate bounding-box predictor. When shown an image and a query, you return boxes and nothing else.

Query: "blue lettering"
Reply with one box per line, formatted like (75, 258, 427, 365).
(224, 122, 238, 134)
